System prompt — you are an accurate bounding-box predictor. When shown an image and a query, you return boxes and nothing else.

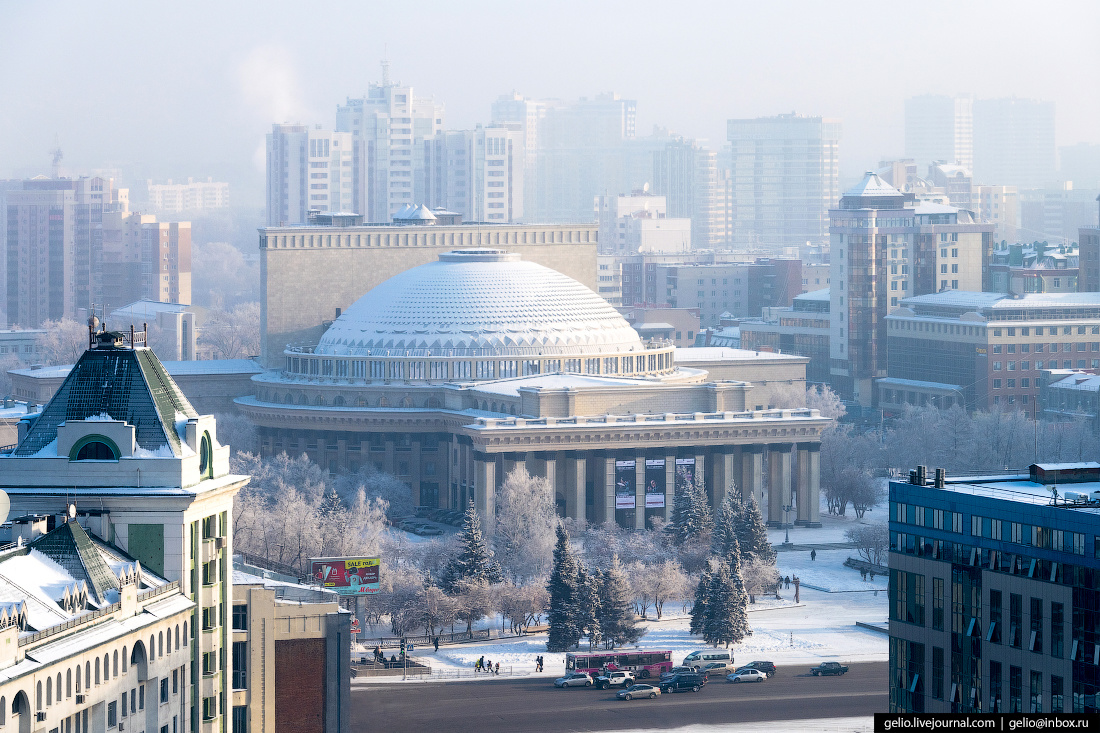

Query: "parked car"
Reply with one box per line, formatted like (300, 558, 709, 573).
(554, 672, 594, 688)
(810, 662, 849, 676)
(699, 661, 738, 678)
(660, 666, 694, 680)
(683, 649, 734, 671)
(737, 661, 777, 677)
(726, 668, 767, 683)
(617, 683, 660, 700)
(596, 670, 635, 689)
(658, 672, 706, 693)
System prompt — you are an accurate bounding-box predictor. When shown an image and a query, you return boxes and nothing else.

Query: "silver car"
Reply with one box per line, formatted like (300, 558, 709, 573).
(617, 683, 660, 700)
(726, 668, 767, 683)
(554, 672, 593, 688)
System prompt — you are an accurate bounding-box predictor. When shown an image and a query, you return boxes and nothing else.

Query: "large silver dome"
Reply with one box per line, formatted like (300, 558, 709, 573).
(315, 249, 647, 357)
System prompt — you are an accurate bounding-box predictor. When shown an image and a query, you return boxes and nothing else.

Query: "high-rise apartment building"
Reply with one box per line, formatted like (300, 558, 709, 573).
(829, 172, 994, 405)
(4, 177, 130, 326)
(1020, 183, 1100, 247)
(658, 258, 802, 326)
(425, 125, 525, 222)
(491, 93, 554, 220)
(904, 94, 974, 171)
(99, 211, 192, 309)
(335, 80, 444, 222)
(977, 185, 1019, 244)
(595, 191, 690, 256)
(652, 138, 728, 249)
(147, 177, 230, 214)
(974, 97, 1057, 188)
(266, 124, 354, 226)
(726, 114, 841, 251)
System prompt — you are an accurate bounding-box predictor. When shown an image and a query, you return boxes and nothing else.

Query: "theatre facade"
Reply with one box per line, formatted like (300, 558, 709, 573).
(236, 249, 831, 528)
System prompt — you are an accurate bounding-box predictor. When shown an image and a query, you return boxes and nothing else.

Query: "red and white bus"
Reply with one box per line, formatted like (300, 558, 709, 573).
(564, 650, 673, 678)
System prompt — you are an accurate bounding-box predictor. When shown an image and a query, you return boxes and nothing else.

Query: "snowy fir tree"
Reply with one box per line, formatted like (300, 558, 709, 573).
(441, 500, 503, 592)
(575, 565, 602, 651)
(735, 491, 776, 565)
(597, 556, 643, 648)
(703, 536, 749, 648)
(546, 524, 582, 652)
(666, 469, 713, 545)
(689, 563, 712, 637)
(711, 490, 742, 559)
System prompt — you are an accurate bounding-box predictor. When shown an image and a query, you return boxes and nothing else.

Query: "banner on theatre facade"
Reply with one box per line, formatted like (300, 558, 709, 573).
(675, 458, 696, 495)
(615, 459, 637, 509)
(645, 459, 666, 508)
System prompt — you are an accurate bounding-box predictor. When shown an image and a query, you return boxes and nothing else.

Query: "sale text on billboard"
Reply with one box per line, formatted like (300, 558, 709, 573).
(311, 557, 381, 595)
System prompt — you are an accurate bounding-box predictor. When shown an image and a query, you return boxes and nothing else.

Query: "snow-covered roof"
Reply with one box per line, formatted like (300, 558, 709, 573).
(1049, 374, 1100, 392)
(794, 289, 830, 302)
(902, 291, 1100, 313)
(877, 377, 962, 391)
(843, 172, 904, 199)
(674, 347, 804, 362)
(109, 300, 191, 319)
(316, 249, 648, 358)
(913, 202, 958, 215)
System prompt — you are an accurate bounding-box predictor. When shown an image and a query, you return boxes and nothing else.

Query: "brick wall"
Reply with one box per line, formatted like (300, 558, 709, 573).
(275, 637, 326, 733)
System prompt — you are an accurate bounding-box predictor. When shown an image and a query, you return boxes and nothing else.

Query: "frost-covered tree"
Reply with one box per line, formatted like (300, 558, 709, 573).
(667, 468, 713, 545)
(846, 523, 889, 566)
(703, 537, 749, 648)
(597, 556, 643, 648)
(451, 578, 494, 634)
(441, 501, 503, 592)
(494, 465, 557, 583)
(575, 566, 602, 650)
(711, 491, 742, 559)
(689, 564, 712, 637)
(741, 556, 780, 603)
(735, 491, 776, 565)
(546, 525, 582, 652)
(334, 464, 415, 519)
(34, 318, 87, 366)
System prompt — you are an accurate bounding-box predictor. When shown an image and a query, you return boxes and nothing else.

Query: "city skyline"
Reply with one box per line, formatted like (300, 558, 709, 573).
(2, 1, 1097, 206)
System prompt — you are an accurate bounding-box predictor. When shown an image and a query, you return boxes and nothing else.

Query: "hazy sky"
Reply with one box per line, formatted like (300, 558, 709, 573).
(2, 0, 1097, 207)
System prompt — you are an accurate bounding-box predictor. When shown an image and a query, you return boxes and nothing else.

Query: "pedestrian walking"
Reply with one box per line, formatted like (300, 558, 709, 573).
(861, 569, 867, 581)
(495, 662, 500, 675)
(786, 575, 791, 589)
(433, 637, 440, 653)
(794, 576, 800, 604)
(810, 549, 817, 561)
(869, 571, 875, 582)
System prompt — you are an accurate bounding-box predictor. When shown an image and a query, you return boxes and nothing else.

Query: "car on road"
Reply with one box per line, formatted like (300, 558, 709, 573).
(737, 661, 777, 677)
(617, 683, 661, 700)
(660, 666, 694, 680)
(683, 649, 734, 671)
(658, 672, 706, 694)
(554, 672, 594, 688)
(699, 661, 738, 678)
(726, 668, 767, 683)
(810, 662, 849, 676)
(596, 670, 635, 689)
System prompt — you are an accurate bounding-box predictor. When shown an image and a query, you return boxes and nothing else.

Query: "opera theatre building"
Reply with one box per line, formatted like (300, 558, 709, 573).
(238, 249, 830, 528)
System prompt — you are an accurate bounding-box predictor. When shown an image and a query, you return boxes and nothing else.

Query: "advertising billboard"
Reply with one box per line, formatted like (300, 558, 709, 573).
(644, 459, 666, 508)
(311, 557, 381, 595)
(615, 459, 636, 509)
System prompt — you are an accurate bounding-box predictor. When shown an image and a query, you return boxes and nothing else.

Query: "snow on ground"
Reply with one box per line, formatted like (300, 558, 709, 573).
(355, 535, 888, 685)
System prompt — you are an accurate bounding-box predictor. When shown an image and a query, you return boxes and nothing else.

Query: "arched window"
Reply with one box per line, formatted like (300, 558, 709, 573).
(298, 394, 308, 405)
(95, 657, 100, 685)
(183, 621, 189, 645)
(45, 677, 51, 706)
(150, 635, 155, 659)
(284, 394, 294, 404)
(0, 695, 5, 724)
(71, 438, 118, 461)
(333, 395, 345, 406)
(103, 653, 109, 681)
(56, 673, 61, 701)
(175, 625, 180, 650)
(158, 631, 164, 658)
(122, 645, 128, 673)
(84, 662, 90, 689)
(66, 669, 71, 698)
(36, 681, 42, 710)
(314, 395, 325, 406)
(199, 433, 212, 477)
(112, 650, 118, 677)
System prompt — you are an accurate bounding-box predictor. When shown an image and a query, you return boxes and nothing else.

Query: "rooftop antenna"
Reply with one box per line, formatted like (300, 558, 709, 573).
(381, 49, 390, 86)
(50, 135, 63, 179)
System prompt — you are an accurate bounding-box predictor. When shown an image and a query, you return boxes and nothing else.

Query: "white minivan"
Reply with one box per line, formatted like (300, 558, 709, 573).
(683, 649, 734, 671)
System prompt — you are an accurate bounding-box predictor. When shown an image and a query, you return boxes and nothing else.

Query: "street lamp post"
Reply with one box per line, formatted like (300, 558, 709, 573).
(782, 504, 793, 545)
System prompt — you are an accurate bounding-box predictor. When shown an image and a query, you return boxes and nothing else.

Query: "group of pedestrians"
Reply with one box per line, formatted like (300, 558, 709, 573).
(534, 655, 544, 672)
(475, 656, 500, 675)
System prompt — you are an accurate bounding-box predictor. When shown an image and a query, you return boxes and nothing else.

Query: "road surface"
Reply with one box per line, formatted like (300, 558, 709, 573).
(350, 660, 886, 732)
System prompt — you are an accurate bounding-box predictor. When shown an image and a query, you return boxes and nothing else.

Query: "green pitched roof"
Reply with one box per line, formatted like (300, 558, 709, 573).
(30, 521, 119, 606)
(14, 344, 198, 457)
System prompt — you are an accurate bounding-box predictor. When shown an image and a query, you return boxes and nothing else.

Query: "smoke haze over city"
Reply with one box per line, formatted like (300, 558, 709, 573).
(1, 0, 1097, 203)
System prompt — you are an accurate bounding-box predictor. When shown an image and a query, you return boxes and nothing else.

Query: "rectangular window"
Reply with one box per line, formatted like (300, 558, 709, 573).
(232, 641, 248, 690)
(989, 590, 1002, 644)
(108, 701, 118, 727)
(990, 660, 1003, 712)
(932, 578, 944, 631)
(1029, 598, 1043, 653)
(161, 677, 169, 704)
(1010, 594, 1023, 648)
(1051, 676, 1064, 713)
(932, 646, 944, 700)
(203, 697, 217, 722)
(1030, 671, 1042, 713)
(233, 706, 248, 733)
(1010, 666, 1022, 713)
(232, 605, 248, 631)
(1051, 602, 1064, 658)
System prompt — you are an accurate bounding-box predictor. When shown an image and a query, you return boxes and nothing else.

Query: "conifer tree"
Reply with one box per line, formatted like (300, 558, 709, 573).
(546, 524, 582, 651)
(704, 537, 749, 648)
(689, 563, 712, 637)
(736, 491, 776, 565)
(667, 470, 713, 545)
(441, 500, 503, 592)
(597, 556, 642, 648)
(575, 565, 602, 651)
(711, 490, 743, 559)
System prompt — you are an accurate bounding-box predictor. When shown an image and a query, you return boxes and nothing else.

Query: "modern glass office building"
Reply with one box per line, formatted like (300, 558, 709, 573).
(888, 464, 1100, 714)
